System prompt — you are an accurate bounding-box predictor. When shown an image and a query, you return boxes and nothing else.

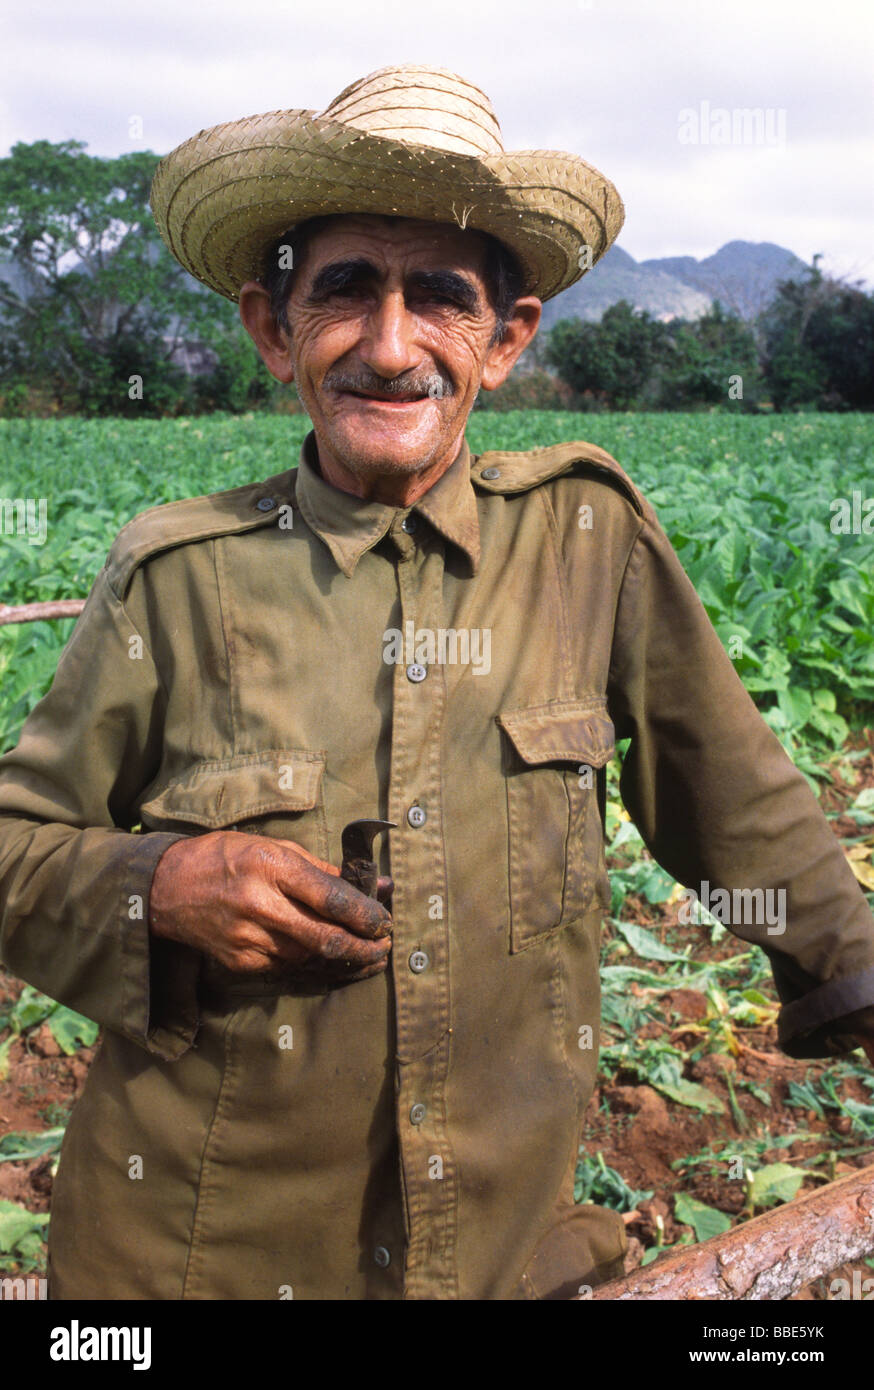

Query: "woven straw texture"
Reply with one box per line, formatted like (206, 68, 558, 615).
(150, 65, 625, 303)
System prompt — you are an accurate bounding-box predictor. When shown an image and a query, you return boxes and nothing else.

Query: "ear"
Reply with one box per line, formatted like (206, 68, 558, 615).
(239, 281, 295, 384)
(479, 297, 542, 392)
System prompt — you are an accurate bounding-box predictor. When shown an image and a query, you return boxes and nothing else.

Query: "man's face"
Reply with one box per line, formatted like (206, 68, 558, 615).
(276, 215, 516, 488)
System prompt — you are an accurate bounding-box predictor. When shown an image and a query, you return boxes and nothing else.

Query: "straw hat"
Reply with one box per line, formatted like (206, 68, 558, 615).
(150, 64, 624, 304)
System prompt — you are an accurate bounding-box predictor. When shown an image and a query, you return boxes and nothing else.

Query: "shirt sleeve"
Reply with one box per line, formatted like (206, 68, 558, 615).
(606, 501, 874, 1059)
(0, 564, 199, 1061)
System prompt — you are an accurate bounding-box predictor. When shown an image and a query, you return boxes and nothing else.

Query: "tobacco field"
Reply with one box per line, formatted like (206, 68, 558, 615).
(0, 410, 873, 1294)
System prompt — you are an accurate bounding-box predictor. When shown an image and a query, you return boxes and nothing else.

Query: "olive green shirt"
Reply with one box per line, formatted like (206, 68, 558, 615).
(0, 431, 873, 1300)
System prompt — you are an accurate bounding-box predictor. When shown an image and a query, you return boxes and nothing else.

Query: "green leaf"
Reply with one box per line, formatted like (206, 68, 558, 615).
(651, 1078, 726, 1115)
(639, 863, 679, 905)
(610, 819, 644, 853)
(5, 985, 56, 1033)
(47, 1006, 98, 1055)
(574, 1150, 653, 1211)
(0, 1201, 49, 1255)
(0, 1128, 65, 1164)
(748, 1163, 814, 1210)
(740, 988, 771, 1005)
(776, 686, 813, 730)
(785, 1080, 826, 1118)
(674, 1192, 732, 1242)
(740, 1080, 772, 1105)
(615, 920, 688, 962)
(0, 1035, 14, 1083)
(639, 1247, 663, 1267)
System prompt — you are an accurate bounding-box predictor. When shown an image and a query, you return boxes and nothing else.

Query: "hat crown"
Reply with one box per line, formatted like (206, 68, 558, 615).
(321, 64, 505, 158)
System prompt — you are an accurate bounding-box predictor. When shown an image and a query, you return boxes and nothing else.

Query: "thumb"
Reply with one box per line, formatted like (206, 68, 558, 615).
(283, 841, 341, 877)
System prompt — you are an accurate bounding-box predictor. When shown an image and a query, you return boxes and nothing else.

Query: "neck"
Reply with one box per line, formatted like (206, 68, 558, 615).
(311, 432, 464, 506)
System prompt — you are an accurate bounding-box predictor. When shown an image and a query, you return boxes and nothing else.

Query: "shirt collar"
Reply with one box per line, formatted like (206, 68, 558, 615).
(294, 431, 481, 578)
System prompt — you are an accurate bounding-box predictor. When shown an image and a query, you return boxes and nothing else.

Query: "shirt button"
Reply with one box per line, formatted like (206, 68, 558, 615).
(256, 497, 276, 511)
(410, 1103, 427, 1125)
(401, 514, 418, 533)
(409, 949, 429, 973)
(407, 805, 426, 828)
(373, 1246, 391, 1268)
(481, 467, 501, 480)
(406, 663, 427, 683)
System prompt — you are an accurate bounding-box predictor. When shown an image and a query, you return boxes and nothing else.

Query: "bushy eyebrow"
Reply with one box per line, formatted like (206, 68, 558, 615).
(306, 259, 480, 313)
(307, 259, 375, 300)
(410, 270, 479, 313)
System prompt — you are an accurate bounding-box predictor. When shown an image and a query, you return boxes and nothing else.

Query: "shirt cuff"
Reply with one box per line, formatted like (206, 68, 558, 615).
(121, 830, 203, 1061)
(777, 965, 874, 1058)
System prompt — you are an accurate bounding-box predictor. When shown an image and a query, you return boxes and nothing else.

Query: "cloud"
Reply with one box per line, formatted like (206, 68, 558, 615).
(3, 0, 871, 280)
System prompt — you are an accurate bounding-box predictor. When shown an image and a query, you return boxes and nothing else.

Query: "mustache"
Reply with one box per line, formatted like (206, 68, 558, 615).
(324, 367, 456, 398)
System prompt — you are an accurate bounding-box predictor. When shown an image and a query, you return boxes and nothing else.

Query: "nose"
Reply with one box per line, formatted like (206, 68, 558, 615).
(358, 289, 423, 380)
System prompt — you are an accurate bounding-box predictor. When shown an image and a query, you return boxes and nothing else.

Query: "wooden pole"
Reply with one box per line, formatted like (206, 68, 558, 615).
(0, 600, 85, 626)
(589, 1165, 874, 1299)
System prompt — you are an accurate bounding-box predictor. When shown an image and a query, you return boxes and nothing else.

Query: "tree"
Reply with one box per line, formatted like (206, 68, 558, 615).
(545, 301, 668, 409)
(654, 302, 764, 410)
(544, 300, 762, 411)
(0, 140, 262, 414)
(759, 260, 874, 410)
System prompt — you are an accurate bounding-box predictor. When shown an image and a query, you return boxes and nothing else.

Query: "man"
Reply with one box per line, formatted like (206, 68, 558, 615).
(1, 64, 873, 1302)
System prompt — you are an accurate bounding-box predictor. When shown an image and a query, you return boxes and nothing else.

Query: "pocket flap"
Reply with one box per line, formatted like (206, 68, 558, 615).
(140, 750, 325, 828)
(497, 701, 615, 768)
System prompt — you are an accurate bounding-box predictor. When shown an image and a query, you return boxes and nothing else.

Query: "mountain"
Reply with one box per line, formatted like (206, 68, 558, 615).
(641, 241, 808, 321)
(539, 246, 711, 329)
(539, 240, 808, 330)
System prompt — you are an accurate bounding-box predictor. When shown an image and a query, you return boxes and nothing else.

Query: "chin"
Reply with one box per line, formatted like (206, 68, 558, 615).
(327, 417, 446, 476)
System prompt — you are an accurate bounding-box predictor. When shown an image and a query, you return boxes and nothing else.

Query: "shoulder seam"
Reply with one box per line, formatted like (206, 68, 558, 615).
(105, 471, 297, 600)
(472, 440, 645, 517)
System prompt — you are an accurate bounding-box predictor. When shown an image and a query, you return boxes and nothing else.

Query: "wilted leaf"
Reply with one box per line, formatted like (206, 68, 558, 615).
(845, 845, 874, 891)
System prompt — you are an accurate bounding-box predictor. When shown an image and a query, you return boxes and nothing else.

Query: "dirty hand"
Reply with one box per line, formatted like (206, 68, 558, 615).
(148, 831, 392, 981)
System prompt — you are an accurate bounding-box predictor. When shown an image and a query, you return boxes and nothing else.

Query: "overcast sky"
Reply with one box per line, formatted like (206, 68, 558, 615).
(2, 0, 872, 284)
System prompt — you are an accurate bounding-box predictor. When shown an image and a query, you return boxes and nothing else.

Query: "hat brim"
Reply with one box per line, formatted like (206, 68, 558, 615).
(150, 109, 624, 303)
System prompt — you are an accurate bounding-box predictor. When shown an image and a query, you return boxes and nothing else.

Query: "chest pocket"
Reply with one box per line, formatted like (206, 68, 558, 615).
(497, 701, 615, 952)
(138, 749, 329, 862)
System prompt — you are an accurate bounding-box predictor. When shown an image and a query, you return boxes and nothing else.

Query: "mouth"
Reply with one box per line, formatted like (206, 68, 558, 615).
(338, 388, 433, 408)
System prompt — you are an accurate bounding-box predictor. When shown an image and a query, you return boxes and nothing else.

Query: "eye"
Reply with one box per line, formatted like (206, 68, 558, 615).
(334, 283, 370, 299)
(413, 290, 458, 309)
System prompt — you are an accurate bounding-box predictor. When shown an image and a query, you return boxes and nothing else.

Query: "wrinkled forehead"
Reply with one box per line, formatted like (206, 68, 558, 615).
(294, 213, 491, 277)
